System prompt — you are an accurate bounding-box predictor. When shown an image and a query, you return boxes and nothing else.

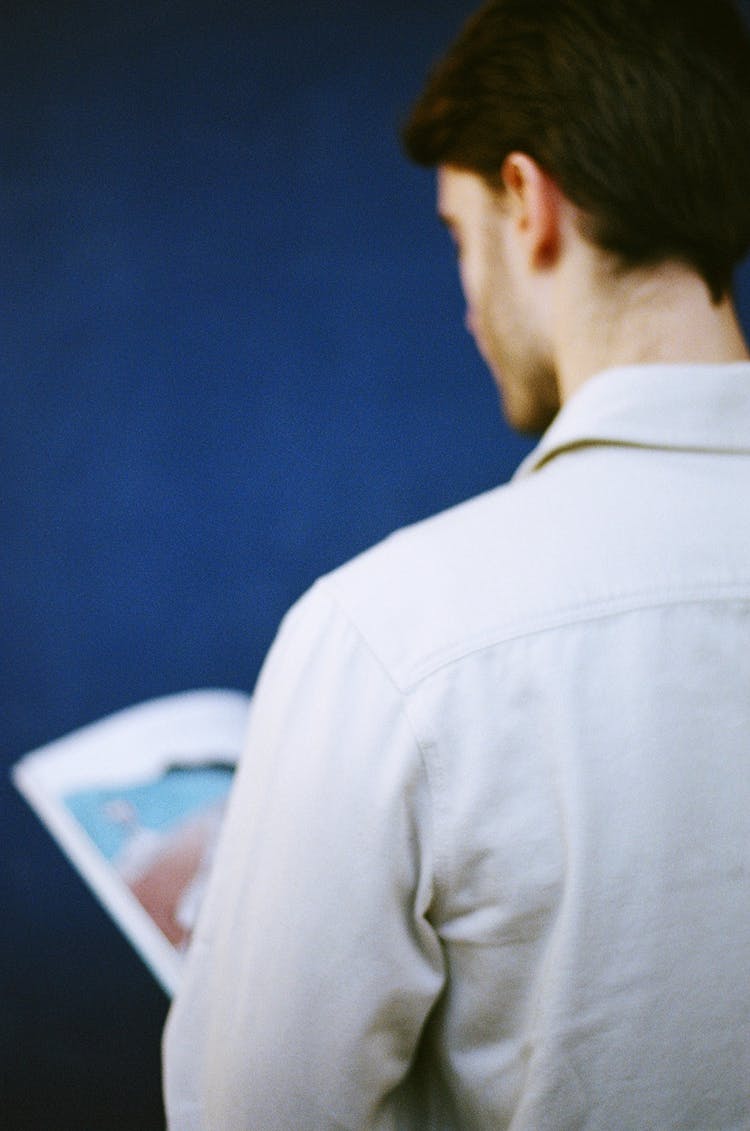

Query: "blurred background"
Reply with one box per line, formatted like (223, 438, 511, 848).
(2, 2, 749, 1128)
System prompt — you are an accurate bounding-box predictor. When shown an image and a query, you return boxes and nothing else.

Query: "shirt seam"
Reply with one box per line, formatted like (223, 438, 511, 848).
(316, 576, 750, 923)
(316, 575, 450, 926)
(398, 581, 750, 691)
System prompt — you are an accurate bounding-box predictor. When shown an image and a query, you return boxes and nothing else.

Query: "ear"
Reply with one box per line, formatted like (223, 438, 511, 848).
(500, 152, 564, 270)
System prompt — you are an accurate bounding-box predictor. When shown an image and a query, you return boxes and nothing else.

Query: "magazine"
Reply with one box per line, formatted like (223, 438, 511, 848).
(12, 688, 251, 997)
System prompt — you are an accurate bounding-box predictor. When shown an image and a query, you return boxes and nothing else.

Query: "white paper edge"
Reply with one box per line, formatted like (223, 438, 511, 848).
(11, 687, 251, 997)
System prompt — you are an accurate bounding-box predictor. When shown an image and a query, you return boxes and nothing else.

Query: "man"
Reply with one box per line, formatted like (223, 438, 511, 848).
(164, 1, 750, 1127)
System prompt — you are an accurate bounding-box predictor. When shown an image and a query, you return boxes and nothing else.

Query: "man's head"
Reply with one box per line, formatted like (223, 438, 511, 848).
(437, 160, 564, 431)
(404, 0, 750, 429)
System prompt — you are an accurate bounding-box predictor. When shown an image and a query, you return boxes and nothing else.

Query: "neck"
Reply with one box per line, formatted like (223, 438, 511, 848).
(554, 252, 750, 404)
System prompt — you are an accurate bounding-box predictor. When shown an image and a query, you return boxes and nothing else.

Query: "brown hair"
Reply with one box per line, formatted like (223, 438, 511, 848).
(403, 0, 750, 299)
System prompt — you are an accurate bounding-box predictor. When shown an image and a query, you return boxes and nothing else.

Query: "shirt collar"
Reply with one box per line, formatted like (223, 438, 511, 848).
(514, 362, 750, 478)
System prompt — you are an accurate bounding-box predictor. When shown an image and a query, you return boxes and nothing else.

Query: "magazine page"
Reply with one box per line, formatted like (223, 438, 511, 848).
(12, 688, 251, 997)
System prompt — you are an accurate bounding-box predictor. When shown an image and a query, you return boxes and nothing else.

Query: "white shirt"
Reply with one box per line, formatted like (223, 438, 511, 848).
(164, 364, 750, 1130)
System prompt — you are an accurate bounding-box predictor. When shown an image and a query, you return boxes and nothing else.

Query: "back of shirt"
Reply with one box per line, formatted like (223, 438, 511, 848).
(164, 366, 750, 1130)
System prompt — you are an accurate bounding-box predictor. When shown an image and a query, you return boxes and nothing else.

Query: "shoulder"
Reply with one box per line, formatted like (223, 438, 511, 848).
(306, 469, 572, 692)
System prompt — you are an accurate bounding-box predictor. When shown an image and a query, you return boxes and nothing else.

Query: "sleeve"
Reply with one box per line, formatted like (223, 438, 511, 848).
(162, 580, 445, 1130)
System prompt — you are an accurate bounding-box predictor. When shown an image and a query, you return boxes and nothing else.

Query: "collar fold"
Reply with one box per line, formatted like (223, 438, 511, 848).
(515, 363, 750, 478)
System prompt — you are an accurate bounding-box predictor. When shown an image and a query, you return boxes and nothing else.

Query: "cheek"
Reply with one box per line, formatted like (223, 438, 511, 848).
(464, 306, 478, 337)
(458, 252, 486, 327)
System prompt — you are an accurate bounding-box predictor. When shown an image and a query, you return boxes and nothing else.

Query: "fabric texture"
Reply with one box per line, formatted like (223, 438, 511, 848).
(164, 363, 750, 1129)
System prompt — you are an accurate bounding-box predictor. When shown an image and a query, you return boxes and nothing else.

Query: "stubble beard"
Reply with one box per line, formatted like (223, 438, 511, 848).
(489, 340, 561, 437)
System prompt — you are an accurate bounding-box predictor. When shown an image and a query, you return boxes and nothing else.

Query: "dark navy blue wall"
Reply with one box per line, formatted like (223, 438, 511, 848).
(3, 3, 750, 1128)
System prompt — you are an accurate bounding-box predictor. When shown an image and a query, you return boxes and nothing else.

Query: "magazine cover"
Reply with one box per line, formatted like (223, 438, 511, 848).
(12, 688, 251, 996)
